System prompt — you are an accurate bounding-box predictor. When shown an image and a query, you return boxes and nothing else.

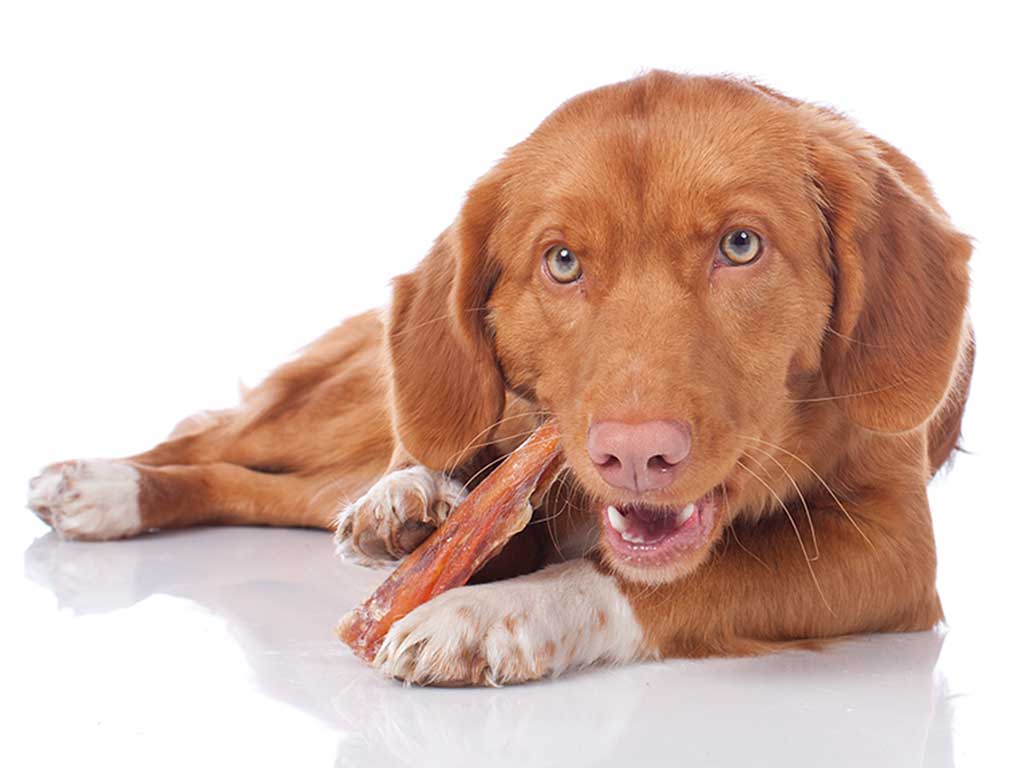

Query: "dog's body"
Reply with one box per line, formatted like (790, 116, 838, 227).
(28, 72, 973, 686)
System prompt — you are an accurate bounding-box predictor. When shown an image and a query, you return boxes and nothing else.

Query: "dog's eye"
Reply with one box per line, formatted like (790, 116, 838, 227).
(719, 229, 762, 265)
(544, 245, 583, 283)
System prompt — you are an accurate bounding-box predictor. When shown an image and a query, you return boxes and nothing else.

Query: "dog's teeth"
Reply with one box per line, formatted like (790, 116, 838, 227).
(622, 531, 646, 544)
(607, 505, 628, 534)
(676, 503, 696, 524)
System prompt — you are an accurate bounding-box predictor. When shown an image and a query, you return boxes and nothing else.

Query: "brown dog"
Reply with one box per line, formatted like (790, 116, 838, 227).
(27, 72, 973, 686)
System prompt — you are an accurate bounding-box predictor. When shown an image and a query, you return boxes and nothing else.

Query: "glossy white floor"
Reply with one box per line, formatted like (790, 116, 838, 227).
(2, 441, 1019, 767)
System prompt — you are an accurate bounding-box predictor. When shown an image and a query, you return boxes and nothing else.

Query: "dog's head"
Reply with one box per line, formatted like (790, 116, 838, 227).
(387, 73, 971, 584)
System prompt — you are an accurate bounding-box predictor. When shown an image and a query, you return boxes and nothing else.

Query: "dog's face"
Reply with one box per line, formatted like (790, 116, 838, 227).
(388, 73, 970, 585)
(486, 81, 833, 582)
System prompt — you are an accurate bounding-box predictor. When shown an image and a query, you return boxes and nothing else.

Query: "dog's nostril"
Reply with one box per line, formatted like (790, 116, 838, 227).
(598, 456, 622, 470)
(647, 455, 673, 472)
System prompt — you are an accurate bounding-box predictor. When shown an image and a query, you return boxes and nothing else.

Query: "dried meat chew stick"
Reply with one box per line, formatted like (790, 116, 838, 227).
(338, 421, 563, 662)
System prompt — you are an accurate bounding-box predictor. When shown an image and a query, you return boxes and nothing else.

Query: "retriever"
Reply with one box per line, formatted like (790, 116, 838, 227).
(28, 71, 973, 686)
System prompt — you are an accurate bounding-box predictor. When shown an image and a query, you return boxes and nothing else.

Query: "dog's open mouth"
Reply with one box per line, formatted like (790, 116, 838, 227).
(601, 493, 717, 566)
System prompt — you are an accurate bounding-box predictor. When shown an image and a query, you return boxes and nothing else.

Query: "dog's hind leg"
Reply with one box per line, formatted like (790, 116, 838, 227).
(27, 312, 398, 538)
(27, 462, 368, 541)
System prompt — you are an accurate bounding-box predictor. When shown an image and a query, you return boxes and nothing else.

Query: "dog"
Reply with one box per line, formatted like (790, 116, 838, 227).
(27, 71, 973, 686)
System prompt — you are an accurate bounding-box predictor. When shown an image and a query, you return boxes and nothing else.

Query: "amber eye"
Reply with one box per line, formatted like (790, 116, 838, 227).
(719, 229, 763, 265)
(544, 245, 582, 283)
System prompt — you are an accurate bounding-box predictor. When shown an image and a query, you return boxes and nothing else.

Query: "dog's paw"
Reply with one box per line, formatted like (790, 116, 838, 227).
(27, 460, 143, 541)
(374, 585, 553, 686)
(373, 561, 645, 686)
(335, 466, 466, 565)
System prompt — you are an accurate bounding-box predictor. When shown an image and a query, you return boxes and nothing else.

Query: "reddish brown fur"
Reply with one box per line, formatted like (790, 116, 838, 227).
(33, 72, 972, 663)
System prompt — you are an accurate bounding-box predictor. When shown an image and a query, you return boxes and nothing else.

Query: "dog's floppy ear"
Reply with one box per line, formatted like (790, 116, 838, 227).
(387, 169, 507, 468)
(810, 115, 971, 433)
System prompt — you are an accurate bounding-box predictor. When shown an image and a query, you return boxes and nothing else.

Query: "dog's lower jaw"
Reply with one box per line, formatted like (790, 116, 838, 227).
(373, 558, 646, 686)
(596, 492, 721, 587)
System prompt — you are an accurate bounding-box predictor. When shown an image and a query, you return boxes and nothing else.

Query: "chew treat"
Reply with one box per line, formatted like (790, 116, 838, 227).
(338, 421, 563, 662)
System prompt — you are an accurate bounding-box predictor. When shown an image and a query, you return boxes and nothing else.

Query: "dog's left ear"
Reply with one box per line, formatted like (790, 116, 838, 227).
(810, 115, 972, 433)
(386, 168, 508, 469)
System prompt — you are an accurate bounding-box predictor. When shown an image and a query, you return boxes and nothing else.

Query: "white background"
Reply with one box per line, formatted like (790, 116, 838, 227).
(1, 2, 1021, 766)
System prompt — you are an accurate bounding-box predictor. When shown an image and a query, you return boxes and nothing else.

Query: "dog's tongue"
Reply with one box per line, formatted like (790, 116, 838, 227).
(630, 506, 670, 525)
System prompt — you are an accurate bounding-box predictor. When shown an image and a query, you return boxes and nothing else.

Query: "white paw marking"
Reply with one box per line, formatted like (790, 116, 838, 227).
(335, 466, 466, 565)
(27, 460, 142, 541)
(374, 559, 645, 686)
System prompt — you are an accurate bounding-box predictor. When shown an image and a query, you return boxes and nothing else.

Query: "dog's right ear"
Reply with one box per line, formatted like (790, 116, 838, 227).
(387, 169, 508, 469)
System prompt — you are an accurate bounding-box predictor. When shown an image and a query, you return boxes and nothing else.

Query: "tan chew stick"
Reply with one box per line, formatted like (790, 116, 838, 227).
(337, 421, 563, 662)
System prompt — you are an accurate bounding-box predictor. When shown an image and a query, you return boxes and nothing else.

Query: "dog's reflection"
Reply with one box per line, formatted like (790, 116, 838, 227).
(331, 636, 956, 768)
(25, 529, 954, 768)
